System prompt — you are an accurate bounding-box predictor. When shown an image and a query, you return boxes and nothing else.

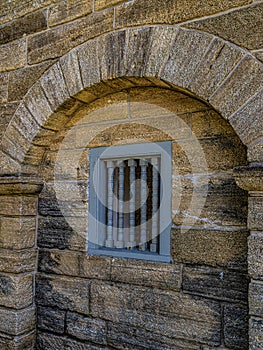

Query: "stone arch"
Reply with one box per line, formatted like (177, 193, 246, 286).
(0, 26, 262, 175)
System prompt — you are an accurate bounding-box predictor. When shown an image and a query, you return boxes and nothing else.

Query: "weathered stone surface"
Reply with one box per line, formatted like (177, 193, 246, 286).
(183, 265, 248, 301)
(161, 29, 212, 88)
(248, 138, 263, 163)
(186, 2, 263, 50)
(209, 55, 263, 118)
(250, 318, 263, 350)
(0, 273, 33, 309)
(8, 61, 53, 102)
(0, 38, 26, 72)
(249, 281, 263, 317)
(90, 282, 221, 345)
(0, 196, 37, 216)
(0, 72, 8, 103)
(115, 0, 252, 28)
(37, 305, 65, 334)
(0, 176, 42, 195)
(23, 145, 46, 166)
(38, 249, 80, 276)
(172, 229, 248, 269)
(0, 10, 47, 45)
(248, 233, 263, 279)
(0, 103, 18, 139)
(0, 151, 21, 175)
(36, 275, 90, 314)
(66, 312, 107, 344)
(0, 216, 36, 249)
(248, 196, 263, 230)
(111, 259, 180, 290)
(60, 51, 83, 97)
(255, 50, 263, 62)
(224, 305, 249, 349)
(95, 0, 126, 11)
(234, 165, 263, 192)
(188, 38, 244, 100)
(0, 306, 35, 335)
(80, 255, 111, 280)
(0, 331, 35, 350)
(230, 89, 263, 145)
(0, 249, 37, 273)
(28, 9, 114, 64)
(49, 0, 92, 27)
(40, 63, 70, 112)
(1, 125, 31, 162)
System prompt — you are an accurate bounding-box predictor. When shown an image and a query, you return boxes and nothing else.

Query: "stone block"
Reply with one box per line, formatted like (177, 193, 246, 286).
(90, 281, 221, 345)
(95, 0, 126, 11)
(66, 312, 107, 344)
(230, 89, 263, 146)
(1, 127, 31, 163)
(38, 249, 80, 276)
(80, 255, 111, 280)
(188, 38, 244, 100)
(28, 9, 114, 64)
(0, 72, 8, 103)
(224, 305, 249, 349)
(0, 10, 47, 46)
(172, 229, 248, 269)
(0, 196, 37, 216)
(249, 281, 263, 317)
(40, 63, 70, 112)
(49, 0, 92, 27)
(0, 151, 21, 176)
(248, 233, 263, 279)
(36, 275, 90, 315)
(248, 196, 263, 231)
(248, 138, 263, 163)
(23, 145, 46, 166)
(0, 38, 26, 72)
(37, 305, 65, 334)
(115, 0, 251, 28)
(60, 51, 83, 97)
(0, 103, 18, 139)
(0, 273, 33, 309)
(161, 29, 212, 88)
(8, 61, 53, 102)
(0, 249, 37, 273)
(183, 266, 248, 302)
(32, 128, 56, 147)
(209, 55, 263, 118)
(0, 331, 35, 350)
(111, 259, 180, 290)
(0, 306, 35, 335)
(249, 318, 263, 350)
(186, 2, 263, 50)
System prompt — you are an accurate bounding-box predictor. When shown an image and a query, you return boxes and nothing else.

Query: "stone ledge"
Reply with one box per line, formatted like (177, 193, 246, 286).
(234, 164, 263, 191)
(0, 176, 43, 195)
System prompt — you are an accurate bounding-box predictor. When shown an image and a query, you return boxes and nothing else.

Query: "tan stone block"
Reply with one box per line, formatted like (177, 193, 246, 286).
(32, 128, 56, 147)
(111, 259, 181, 290)
(248, 138, 263, 163)
(0, 196, 37, 216)
(255, 50, 263, 63)
(0, 103, 18, 139)
(28, 9, 114, 64)
(248, 196, 263, 230)
(49, 0, 92, 27)
(248, 233, 263, 279)
(0, 249, 37, 273)
(209, 55, 263, 118)
(60, 51, 83, 97)
(95, 0, 126, 11)
(1, 128, 31, 163)
(0, 151, 21, 176)
(0, 38, 26, 72)
(8, 61, 53, 102)
(0, 306, 35, 335)
(186, 2, 263, 51)
(0, 72, 8, 103)
(79, 255, 111, 280)
(115, 0, 251, 28)
(23, 145, 46, 166)
(0, 217, 36, 249)
(249, 281, 263, 317)
(171, 228, 248, 269)
(188, 38, 244, 100)
(0, 273, 33, 309)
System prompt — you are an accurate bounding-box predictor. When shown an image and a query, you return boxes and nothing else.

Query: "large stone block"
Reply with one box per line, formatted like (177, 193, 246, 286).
(0, 38, 26, 72)
(36, 274, 90, 314)
(37, 305, 65, 334)
(0, 151, 21, 176)
(224, 305, 249, 349)
(80, 255, 111, 280)
(0, 331, 35, 350)
(28, 9, 114, 64)
(249, 318, 263, 350)
(172, 229, 248, 269)
(0, 249, 37, 273)
(95, 0, 126, 11)
(0, 196, 37, 216)
(248, 233, 263, 279)
(60, 51, 83, 97)
(183, 265, 248, 302)
(49, 0, 92, 27)
(0, 73, 8, 103)
(0, 103, 18, 139)
(248, 196, 263, 231)
(111, 258, 181, 291)
(0, 306, 35, 335)
(249, 281, 263, 317)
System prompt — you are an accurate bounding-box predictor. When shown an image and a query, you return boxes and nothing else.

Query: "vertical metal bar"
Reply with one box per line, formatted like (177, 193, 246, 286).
(105, 161, 115, 248)
(150, 157, 159, 252)
(127, 159, 136, 249)
(115, 161, 125, 248)
(139, 159, 148, 251)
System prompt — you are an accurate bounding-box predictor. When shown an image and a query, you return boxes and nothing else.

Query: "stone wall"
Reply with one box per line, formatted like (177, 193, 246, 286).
(0, 1, 262, 349)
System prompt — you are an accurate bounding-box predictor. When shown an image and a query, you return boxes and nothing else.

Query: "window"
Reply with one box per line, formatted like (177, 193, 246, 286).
(88, 141, 172, 262)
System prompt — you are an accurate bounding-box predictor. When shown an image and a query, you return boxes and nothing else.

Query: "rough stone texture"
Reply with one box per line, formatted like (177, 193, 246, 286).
(60, 51, 83, 97)
(0, 331, 35, 350)
(115, 0, 252, 28)
(234, 164, 263, 192)
(36, 274, 90, 314)
(49, 0, 92, 27)
(0, 273, 33, 309)
(0, 10, 47, 46)
(172, 229, 248, 269)
(248, 233, 263, 279)
(183, 265, 248, 301)
(80, 255, 111, 280)
(0, 151, 21, 175)
(223, 305, 249, 349)
(0, 73, 9, 104)
(249, 281, 263, 317)
(0, 249, 37, 273)
(0, 103, 18, 139)
(0, 306, 35, 335)
(209, 55, 263, 119)
(95, 0, 127, 11)
(248, 196, 263, 230)
(249, 318, 263, 350)
(0, 38, 26, 72)
(37, 305, 65, 334)
(0, 196, 37, 216)
(186, 2, 263, 50)
(28, 9, 114, 64)
(248, 138, 263, 162)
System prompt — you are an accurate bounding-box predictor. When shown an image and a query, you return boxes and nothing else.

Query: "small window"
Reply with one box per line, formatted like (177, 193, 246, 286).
(88, 141, 172, 262)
